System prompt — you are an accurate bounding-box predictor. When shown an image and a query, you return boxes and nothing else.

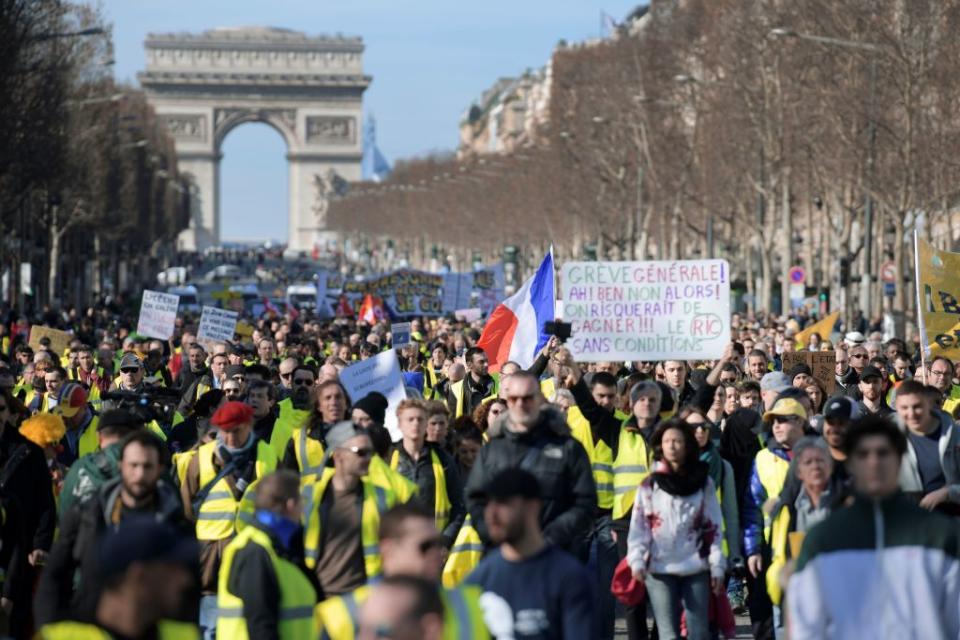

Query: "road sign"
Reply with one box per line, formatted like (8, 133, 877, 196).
(789, 266, 806, 284)
(880, 261, 897, 284)
(884, 282, 896, 297)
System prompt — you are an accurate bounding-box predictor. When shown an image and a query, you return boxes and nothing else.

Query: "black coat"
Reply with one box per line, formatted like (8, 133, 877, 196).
(34, 477, 186, 625)
(464, 407, 595, 551)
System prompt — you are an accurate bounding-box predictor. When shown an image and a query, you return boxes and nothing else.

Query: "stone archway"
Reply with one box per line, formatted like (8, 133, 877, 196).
(138, 26, 370, 252)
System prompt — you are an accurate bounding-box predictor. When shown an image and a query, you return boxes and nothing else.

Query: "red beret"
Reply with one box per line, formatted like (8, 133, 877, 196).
(211, 401, 254, 431)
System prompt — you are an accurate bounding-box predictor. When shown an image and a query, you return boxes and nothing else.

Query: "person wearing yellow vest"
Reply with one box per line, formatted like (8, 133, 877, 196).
(447, 347, 498, 419)
(280, 377, 345, 475)
(765, 437, 837, 610)
(178, 400, 278, 640)
(217, 470, 318, 640)
(389, 399, 466, 548)
(317, 502, 490, 640)
(36, 518, 201, 640)
(70, 344, 109, 397)
(357, 575, 447, 640)
(422, 343, 449, 401)
(272, 366, 316, 460)
(53, 382, 100, 467)
(302, 422, 398, 596)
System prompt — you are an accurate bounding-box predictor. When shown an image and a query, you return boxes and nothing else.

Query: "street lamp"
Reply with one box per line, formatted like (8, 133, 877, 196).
(771, 26, 885, 315)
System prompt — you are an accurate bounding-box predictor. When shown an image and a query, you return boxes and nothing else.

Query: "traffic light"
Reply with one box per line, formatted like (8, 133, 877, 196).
(839, 257, 850, 287)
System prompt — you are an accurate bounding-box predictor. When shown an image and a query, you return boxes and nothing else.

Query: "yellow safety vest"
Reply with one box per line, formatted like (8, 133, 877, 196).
(217, 525, 317, 640)
(38, 620, 199, 639)
(173, 449, 197, 487)
(449, 377, 498, 419)
(423, 365, 441, 400)
(944, 385, 960, 417)
(317, 583, 489, 640)
(567, 406, 614, 510)
(195, 440, 278, 541)
(78, 417, 100, 459)
(303, 468, 396, 578)
(389, 448, 452, 531)
(272, 398, 311, 460)
(292, 426, 326, 478)
(612, 428, 652, 520)
(442, 515, 484, 589)
(766, 505, 791, 606)
(754, 449, 790, 542)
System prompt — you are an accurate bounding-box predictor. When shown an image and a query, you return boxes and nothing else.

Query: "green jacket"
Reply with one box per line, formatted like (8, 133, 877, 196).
(58, 443, 121, 517)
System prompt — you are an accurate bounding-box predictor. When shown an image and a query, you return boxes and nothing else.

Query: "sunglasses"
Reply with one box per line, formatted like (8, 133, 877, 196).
(293, 378, 313, 387)
(342, 445, 373, 458)
(120, 367, 139, 374)
(506, 394, 535, 404)
(417, 537, 444, 555)
(224, 388, 241, 394)
(773, 416, 796, 424)
(279, 372, 293, 379)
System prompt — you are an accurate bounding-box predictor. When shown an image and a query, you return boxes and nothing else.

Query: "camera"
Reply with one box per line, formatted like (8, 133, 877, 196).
(544, 321, 573, 343)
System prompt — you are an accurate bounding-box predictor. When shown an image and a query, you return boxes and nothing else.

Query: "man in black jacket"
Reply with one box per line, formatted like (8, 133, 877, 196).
(465, 372, 595, 553)
(35, 431, 186, 625)
(0, 391, 56, 637)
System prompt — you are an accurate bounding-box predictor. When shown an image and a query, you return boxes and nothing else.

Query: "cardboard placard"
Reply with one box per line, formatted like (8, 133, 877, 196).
(561, 260, 731, 361)
(197, 306, 239, 345)
(28, 325, 72, 356)
(391, 322, 412, 349)
(136, 290, 180, 340)
(782, 350, 836, 394)
(339, 350, 407, 441)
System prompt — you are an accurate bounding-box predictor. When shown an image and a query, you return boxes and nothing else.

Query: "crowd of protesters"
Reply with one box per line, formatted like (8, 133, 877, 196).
(0, 300, 954, 639)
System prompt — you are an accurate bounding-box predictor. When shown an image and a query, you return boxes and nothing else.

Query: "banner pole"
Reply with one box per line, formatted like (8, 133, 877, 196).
(914, 230, 929, 385)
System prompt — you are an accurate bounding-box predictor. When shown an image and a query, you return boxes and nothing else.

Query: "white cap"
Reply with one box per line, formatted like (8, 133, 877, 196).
(843, 331, 865, 346)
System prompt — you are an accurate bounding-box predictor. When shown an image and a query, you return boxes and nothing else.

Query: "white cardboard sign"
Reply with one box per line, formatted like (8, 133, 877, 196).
(136, 290, 180, 340)
(339, 350, 407, 441)
(197, 306, 239, 345)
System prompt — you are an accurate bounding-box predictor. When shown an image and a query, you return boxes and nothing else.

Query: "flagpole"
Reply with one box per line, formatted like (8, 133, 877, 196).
(914, 230, 928, 385)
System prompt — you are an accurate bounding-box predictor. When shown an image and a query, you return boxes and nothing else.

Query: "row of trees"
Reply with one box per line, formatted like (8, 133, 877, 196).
(1, 1, 189, 311)
(328, 0, 960, 321)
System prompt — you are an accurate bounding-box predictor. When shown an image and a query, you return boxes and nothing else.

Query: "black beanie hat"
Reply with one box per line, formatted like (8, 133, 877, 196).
(353, 391, 389, 426)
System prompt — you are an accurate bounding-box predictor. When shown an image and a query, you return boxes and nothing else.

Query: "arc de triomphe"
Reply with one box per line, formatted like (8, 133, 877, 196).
(138, 27, 369, 252)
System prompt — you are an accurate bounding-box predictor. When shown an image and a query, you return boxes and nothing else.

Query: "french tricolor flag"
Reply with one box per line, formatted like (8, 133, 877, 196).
(477, 250, 555, 372)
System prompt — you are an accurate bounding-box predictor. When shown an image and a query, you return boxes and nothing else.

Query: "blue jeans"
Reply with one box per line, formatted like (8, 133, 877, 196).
(589, 515, 619, 640)
(199, 594, 218, 640)
(645, 571, 711, 640)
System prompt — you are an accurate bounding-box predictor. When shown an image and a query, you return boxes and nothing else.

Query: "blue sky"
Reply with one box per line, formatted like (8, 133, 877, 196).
(102, 0, 641, 241)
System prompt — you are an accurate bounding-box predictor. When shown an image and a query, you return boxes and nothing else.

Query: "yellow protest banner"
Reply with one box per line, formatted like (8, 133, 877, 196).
(29, 325, 72, 356)
(916, 235, 960, 359)
(794, 311, 839, 348)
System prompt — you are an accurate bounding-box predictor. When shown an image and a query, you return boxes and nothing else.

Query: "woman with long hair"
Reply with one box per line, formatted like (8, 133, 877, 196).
(627, 419, 725, 640)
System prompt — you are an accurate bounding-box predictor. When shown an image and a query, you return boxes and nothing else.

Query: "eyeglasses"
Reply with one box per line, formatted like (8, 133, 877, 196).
(931, 370, 951, 378)
(688, 422, 709, 429)
(506, 395, 535, 404)
(342, 445, 373, 458)
(293, 378, 313, 387)
(850, 354, 867, 360)
(417, 537, 444, 555)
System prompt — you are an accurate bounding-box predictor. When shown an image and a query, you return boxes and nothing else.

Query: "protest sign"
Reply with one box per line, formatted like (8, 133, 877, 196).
(916, 235, 960, 360)
(391, 322, 412, 349)
(454, 308, 483, 323)
(781, 351, 837, 394)
(339, 350, 407, 440)
(197, 306, 239, 345)
(560, 260, 731, 361)
(29, 325, 72, 356)
(136, 290, 180, 340)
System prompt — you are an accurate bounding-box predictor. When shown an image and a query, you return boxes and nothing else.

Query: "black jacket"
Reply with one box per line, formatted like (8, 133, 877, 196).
(390, 443, 466, 547)
(225, 519, 318, 640)
(0, 425, 56, 607)
(464, 407, 595, 551)
(34, 477, 186, 625)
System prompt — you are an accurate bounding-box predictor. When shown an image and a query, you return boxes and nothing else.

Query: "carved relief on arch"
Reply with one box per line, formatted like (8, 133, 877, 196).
(158, 113, 207, 142)
(305, 116, 356, 145)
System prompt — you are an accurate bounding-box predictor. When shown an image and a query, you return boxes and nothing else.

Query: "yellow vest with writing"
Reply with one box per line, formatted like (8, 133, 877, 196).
(195, 440, 278, 541)
(217, 525, 317, 639)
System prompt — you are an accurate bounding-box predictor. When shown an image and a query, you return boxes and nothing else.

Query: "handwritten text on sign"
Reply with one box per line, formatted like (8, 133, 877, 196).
(137, 290, 180, 340)
(197, 306, 239, 345)
(560, 260, 731, 361)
